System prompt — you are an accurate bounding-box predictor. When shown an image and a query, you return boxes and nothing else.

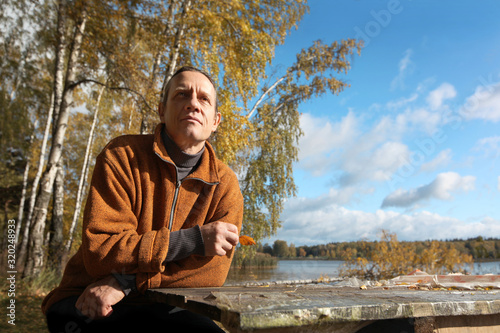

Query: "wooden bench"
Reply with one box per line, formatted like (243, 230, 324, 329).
(147, 278, 500, 332)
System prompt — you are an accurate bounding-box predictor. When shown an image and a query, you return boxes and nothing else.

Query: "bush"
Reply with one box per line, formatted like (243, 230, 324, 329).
(340, 230, 474, 280)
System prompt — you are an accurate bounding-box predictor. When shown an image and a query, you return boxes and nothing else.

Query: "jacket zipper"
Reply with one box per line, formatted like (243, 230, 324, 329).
(155, 152, 182, 231)
(167, 178, 219, 231)
(168, 180, 181, 231)
(155, 151, 219, 231)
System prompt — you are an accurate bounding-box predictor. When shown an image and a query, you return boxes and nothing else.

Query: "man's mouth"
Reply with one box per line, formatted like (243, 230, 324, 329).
(182, 116, 202, 124)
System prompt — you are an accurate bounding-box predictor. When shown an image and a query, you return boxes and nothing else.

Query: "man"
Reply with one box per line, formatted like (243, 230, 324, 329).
(42, 66, 244, 332)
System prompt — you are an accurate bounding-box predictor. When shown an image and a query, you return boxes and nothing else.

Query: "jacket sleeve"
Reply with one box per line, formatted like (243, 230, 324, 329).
(136, 169, 244, 292)
(81, 152, 170, 278)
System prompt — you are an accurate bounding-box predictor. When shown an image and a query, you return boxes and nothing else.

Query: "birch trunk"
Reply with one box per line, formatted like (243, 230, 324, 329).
(66, 85, 105, 253)
(23, 6, 88, 277)
(160, 0, 192, 101)
(51, 0, 68, 132)
(138, 0, 175, 134)
(17, 0, 67, 270)
(48, 160, 65, 274)
(16, 93, 54, 270)
(139, 0, 190, 134)
(15, 134, 33, 243)
(127, 100, 135, 130)
(151, 0, 175, 84)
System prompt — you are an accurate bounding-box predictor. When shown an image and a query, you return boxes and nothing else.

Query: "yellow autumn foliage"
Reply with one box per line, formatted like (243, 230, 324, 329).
(340, 230, 474, 280)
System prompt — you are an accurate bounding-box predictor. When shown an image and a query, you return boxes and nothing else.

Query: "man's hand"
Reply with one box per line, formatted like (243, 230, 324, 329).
(200, 222, 239, 256)
(75, 275, 125, 320)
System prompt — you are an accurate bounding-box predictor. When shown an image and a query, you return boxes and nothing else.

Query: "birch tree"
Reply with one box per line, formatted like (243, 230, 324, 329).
(8, 0, 362, 277)
(239, 39, 362, 241)
(66, 85, 105, 252)
(47, 158, 65, 273)
(17, 94, 54, 270)
(24, 1, 88, 277)
(0, 0, 51, 254)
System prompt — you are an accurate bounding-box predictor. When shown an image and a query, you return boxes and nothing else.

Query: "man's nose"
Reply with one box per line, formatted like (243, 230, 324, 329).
(186, 95, 201, 111)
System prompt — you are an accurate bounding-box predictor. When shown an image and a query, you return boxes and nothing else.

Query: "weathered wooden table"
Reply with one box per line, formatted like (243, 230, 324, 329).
(147, 277, 500, 333)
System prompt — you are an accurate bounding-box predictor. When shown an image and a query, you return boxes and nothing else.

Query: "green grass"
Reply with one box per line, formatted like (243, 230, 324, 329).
(0, 294, 48, 332)
(0, 268, 60, 332)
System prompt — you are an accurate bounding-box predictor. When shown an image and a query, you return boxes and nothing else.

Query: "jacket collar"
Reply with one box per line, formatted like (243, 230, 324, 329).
(152, 123, 220, 184)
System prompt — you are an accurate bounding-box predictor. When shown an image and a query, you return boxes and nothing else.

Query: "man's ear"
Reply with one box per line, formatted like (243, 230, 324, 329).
(212, 112, 221, 132)
(158, 102, 165, 121)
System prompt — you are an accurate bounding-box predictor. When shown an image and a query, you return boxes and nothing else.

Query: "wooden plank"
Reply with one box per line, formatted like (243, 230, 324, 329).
(147, 284, 500, 332)
(415, 315, 500, 333)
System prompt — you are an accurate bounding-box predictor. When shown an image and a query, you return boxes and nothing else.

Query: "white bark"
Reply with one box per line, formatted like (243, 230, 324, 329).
(16, 147, 31, 243)
(142, 0, 190, 135)
(127, 100, 135, 130)
(160, 0, 191, 102)
(17, 93, 54, 268)
(51, 0, 68, 131)
(19, 0, 67, 267)
(48, 159, 65, 273)
(24, 5, 88, 277)
(66, 85, 104, 252)
(247, 74, 287, 119)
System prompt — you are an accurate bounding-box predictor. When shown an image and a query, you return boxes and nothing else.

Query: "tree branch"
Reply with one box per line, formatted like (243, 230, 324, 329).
(247, 73, 288, 119)
(67, 79, 156, 111)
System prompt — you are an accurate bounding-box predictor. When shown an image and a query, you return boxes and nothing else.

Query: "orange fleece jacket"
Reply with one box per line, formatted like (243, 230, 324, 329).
(42, 124, 243, 314)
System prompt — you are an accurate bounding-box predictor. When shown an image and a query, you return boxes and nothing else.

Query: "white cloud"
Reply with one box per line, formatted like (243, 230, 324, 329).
(298, 80, 464, 187)
(391, 49, 414, 90)
(386, 93, 419, 110)
(297, 112, 358, 176)
(338, 141, 410, 186)
(474, 136, 500, 158)
(400, 107, 442, 134)
(461, 82, 500, 122)
(381, 172, 475, 208)
(392, 83, 455, 134)
(332, 112, 414, 187)
(420, 149, 452, 172)
(273, 198, 500, 245)
(387, 83, 457, 135)
(426, 82, 457, 110)
(298, 111, 412, 187)
(498, 176, 500, 191)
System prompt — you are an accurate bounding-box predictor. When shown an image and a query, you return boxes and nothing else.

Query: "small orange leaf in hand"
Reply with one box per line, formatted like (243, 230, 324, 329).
(239, 235, 256, 246)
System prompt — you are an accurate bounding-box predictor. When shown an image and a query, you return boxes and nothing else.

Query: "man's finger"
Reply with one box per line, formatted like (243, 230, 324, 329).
(222, 240, 234, 251)
(227, 232, 239, 246)
(225, 223, 238, 234)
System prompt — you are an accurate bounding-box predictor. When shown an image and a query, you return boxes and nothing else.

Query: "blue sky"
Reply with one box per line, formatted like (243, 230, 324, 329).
(263, 0, 500, 245)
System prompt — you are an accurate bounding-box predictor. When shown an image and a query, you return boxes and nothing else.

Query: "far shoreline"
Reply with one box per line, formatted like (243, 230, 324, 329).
(268, 257, 500, 263)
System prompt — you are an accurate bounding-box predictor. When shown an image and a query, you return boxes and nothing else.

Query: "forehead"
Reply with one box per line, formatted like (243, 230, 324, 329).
(170, 71, 216, 95)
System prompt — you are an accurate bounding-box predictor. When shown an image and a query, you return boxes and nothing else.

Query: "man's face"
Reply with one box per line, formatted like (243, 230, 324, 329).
(159, 71, 221, 154)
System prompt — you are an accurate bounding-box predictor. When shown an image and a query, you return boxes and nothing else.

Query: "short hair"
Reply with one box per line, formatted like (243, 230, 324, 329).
(161, 66, 219, 112)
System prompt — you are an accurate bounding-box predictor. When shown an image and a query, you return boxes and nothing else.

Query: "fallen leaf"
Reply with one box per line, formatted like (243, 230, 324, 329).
(239, 235, 256, 245)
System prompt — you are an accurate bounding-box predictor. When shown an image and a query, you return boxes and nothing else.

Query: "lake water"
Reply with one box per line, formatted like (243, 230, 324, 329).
(225, 260, 500, 285)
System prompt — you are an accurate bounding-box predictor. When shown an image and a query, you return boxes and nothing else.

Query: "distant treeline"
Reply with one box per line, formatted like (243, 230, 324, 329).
(258, 236, 500, 261)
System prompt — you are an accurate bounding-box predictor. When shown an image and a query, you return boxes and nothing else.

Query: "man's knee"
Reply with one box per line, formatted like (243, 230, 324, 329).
(45, 296, 90, 333)
(46, 313, 88, 333)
